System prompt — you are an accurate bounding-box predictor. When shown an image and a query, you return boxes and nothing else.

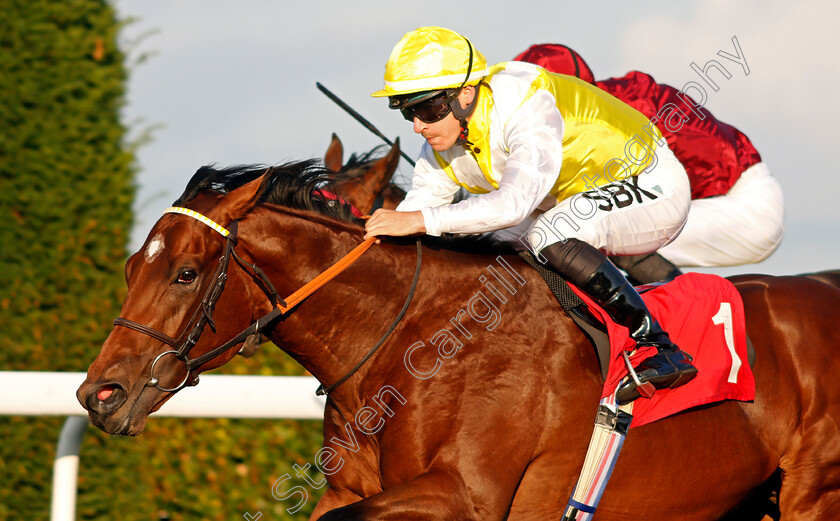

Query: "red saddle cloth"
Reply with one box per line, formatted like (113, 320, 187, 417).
(569, 273, 756, 427)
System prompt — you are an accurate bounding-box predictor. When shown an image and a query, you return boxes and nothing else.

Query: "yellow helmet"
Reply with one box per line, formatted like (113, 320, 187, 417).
(371, 26, 488, 98)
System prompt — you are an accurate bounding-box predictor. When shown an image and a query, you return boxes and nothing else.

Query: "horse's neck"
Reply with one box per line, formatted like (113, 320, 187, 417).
(239, 210, 417, 406)
(238, 208, 548, 415)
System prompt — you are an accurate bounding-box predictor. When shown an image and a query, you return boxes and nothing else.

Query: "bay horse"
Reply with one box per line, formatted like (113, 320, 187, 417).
(322, 133, 405, 215)
(77, 161, 840, 520)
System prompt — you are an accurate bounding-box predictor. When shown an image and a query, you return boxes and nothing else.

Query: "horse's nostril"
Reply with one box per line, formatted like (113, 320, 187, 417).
(97, 385, 115, 401)
(86, 382, 127, 414)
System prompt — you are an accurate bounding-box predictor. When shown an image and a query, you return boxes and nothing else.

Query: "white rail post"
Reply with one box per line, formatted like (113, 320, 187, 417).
(50, 416, 89, 521)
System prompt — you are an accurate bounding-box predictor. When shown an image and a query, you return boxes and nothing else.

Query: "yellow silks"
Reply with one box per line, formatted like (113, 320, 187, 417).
(432, 63, 662, 202)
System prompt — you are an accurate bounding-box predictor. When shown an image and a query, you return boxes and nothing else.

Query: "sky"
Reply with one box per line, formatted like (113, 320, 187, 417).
(115, 0, 840, 277)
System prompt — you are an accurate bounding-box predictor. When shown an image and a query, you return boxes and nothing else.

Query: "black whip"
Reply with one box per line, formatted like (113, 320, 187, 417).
(316, 82, 415, 167)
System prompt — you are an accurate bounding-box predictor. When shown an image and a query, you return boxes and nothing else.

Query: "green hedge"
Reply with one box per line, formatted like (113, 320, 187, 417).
(0, 1, 324, 518)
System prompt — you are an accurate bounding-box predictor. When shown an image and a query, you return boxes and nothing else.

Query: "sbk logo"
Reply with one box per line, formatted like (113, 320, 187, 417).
(582, 174, 660, 212)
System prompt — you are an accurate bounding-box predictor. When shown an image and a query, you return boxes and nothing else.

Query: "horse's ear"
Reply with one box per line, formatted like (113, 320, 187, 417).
(218, 172, 271, 222)
(324, 133, 344, 171)
(362, 137, 401, 193)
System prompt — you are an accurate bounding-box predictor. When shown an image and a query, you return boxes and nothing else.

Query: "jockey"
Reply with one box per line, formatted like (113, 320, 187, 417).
(513, 44, 785, 280)
(364, 26, 697, 402)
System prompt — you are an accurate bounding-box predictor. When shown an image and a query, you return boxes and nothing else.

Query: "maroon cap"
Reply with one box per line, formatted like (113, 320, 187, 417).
(513, 43, 595, 83)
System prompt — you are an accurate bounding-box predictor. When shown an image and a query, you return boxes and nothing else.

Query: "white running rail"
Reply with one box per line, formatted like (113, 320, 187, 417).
(0, 372, 325, 521)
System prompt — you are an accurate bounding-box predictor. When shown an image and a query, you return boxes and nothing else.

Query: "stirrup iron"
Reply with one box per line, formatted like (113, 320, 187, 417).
(619, 350, 655, 401)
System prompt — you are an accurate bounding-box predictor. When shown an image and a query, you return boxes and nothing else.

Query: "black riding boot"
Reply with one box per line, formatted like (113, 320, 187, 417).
(541, 239, 698, 403)
(609, 253, 683, 285)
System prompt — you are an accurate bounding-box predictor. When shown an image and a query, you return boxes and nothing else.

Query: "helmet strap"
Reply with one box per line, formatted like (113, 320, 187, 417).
(451, 82, 481, 146)
(449, 35, 479, 146)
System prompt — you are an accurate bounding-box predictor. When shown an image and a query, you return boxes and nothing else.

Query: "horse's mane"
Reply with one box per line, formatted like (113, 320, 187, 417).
(173, 159, 512, 255)
(174, 160, 363, 223)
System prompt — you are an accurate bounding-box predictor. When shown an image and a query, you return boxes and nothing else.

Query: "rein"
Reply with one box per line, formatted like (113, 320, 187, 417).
(113, 207, 394, 393)
(316, 239, 422, 396)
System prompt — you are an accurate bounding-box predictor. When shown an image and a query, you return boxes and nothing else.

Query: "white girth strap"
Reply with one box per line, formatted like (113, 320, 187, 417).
(562, 393, 635, 520)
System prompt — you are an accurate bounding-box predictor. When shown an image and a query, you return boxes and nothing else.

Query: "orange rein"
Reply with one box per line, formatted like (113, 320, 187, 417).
(277, 236, 377, 313)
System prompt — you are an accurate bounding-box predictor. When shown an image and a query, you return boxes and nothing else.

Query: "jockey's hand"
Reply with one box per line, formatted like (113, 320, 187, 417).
(364, 209, 426, 240)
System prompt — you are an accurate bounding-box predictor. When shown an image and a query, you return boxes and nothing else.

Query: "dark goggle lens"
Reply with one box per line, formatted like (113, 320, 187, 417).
(399, 92, 454, 123)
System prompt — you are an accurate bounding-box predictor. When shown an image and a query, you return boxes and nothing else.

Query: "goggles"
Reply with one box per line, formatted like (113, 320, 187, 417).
(390, 90, 457, 124)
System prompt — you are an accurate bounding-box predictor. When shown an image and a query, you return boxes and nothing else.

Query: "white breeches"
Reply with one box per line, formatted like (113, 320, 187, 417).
(506, 143, 692, 257)
(656, 162, 784, 267)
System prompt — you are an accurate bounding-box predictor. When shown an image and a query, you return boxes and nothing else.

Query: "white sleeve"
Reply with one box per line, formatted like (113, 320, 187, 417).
(424, 90, 564, 235)
(395, 142, 462, 236)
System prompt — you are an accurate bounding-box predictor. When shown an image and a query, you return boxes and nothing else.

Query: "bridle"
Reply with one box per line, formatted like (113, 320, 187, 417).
(114, 207, 288, 392)
(113, 206, 418, 395)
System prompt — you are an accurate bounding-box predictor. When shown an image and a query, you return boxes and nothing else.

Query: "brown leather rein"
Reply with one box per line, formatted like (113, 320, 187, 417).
(113, 207, 386, 393)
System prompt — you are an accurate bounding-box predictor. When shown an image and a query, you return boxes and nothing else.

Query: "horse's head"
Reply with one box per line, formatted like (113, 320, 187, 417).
(323, 133, 404, 214)
(76, 169, 270, 435)
(78, 160, 370, 435)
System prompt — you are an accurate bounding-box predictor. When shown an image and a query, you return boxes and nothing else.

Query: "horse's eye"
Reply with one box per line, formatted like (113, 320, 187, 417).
(176, 270, 197, 284)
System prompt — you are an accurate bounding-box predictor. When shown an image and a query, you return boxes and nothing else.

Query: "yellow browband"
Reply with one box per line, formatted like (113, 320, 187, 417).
(164, 207, 230, 237)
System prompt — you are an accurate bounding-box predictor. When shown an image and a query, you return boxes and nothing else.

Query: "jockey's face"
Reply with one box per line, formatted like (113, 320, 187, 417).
(412, 86, 475, 152)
